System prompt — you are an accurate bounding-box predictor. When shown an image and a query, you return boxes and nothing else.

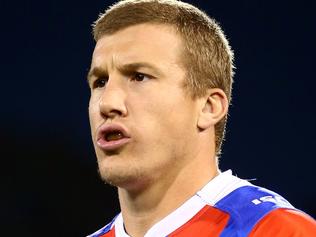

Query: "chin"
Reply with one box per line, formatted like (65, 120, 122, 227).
(99, 162, 137, 184)
(98, 164, 152, 192)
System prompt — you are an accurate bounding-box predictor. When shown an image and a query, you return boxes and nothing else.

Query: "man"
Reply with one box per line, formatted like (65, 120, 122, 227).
(87, 0, 316, 236)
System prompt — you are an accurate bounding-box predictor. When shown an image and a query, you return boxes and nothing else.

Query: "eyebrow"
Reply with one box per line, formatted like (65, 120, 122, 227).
(87, 67, 108, 84)
(87, 62, 163, 84)
(117, 62, 163, 76)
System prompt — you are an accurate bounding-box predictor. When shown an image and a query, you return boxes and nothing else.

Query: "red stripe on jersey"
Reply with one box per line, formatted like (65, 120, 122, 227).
(249, 209, 316, 236)
(168, 205, 229, 236)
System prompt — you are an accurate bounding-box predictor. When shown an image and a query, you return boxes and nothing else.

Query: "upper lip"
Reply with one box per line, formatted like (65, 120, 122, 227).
(96, 123, 130, 142)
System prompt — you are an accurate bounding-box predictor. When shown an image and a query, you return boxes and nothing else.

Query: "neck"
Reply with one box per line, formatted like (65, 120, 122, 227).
(118, 151, 218, 237)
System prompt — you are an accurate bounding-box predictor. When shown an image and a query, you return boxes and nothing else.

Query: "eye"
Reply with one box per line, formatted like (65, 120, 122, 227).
(93, 77, 107, 88)
(131, 72, 150, 82)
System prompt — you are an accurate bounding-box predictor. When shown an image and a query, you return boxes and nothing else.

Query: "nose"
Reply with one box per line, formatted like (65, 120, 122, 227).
(99, 75, 128, 120)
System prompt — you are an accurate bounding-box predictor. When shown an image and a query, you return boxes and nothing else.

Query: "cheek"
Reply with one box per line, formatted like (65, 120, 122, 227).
(89, 93, 98, 110)
(133, 100, 189, 142)
(88, 96, 100, 120)
(88, 105, 94, 127)
(88, 99, 100, 137)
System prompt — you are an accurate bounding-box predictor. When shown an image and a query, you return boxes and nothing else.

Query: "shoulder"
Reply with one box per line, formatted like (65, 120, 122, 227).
(213, 184, 316, 236)
(249, 209, 316, 236)
(214, 185, 296, 236)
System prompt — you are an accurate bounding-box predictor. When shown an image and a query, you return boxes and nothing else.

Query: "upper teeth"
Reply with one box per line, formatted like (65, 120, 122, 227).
(106, 131, 123, 141)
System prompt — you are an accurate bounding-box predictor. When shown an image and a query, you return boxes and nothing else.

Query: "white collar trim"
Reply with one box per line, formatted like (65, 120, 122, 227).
(114, 170, 251, 237)
(197, 170, 252, 206)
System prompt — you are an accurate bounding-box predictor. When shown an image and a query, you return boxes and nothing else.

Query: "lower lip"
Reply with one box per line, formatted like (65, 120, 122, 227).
(97, 137, 131, 151)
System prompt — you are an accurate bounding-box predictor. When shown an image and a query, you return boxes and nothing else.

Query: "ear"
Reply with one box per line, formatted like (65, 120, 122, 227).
(197, 88, 229, 130)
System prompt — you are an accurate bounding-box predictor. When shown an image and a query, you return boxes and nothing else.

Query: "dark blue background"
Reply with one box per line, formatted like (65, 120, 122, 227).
(2, 0, 315, 236)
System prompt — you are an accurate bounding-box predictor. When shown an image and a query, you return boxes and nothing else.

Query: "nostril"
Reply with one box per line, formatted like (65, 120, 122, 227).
(102, 109, 123, 120)
(98, 84, 128, 118)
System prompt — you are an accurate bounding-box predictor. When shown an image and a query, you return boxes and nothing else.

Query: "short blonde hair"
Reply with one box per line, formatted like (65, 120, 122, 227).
(93, 0, 234, 156)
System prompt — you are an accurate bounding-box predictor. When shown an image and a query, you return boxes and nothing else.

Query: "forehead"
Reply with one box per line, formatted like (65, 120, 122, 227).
(92, 23, 184, 68)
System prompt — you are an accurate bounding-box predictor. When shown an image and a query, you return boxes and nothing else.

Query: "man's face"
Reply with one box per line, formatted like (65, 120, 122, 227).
(88, 24, 201, 190)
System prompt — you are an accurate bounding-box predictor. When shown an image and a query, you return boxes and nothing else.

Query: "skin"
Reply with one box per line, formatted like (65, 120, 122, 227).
(88, 23, 228, 237)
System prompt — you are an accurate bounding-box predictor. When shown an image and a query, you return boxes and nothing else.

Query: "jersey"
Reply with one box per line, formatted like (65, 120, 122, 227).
(87, 170, 316, 237)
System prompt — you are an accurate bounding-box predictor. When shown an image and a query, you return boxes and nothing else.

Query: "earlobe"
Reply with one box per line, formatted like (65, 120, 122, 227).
(197, 89, 228, 130)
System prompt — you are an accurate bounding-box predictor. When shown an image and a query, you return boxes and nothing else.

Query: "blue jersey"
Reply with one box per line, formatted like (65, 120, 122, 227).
(88, 170, 316, 237)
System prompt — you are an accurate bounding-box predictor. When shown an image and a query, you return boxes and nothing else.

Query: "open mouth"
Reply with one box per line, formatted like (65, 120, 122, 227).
(105, 130, 125, 141)
(97, 124, 131, 151)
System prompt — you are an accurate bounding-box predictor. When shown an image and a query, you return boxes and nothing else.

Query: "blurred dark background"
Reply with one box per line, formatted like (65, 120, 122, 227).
(1, 0, 315, 236)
